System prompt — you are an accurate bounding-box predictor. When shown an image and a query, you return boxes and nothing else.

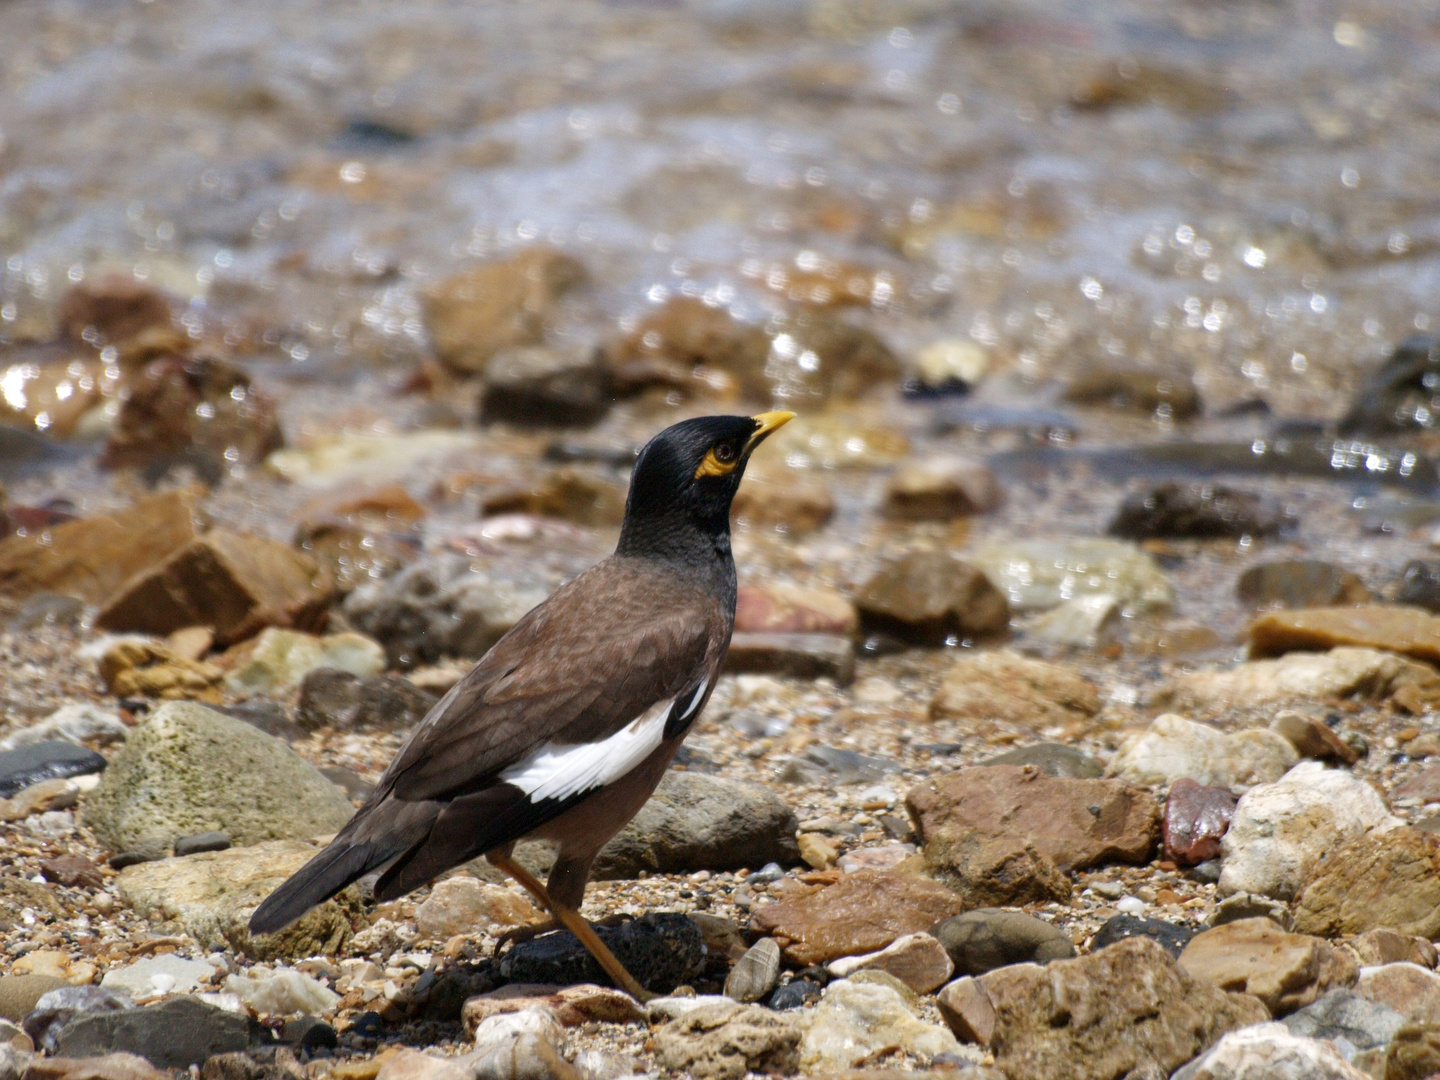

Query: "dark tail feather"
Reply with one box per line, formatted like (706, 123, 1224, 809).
(248, 840, 389, 935)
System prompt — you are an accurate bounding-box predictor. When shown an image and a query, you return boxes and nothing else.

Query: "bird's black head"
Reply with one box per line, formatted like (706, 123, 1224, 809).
(617, 411, 793, 564)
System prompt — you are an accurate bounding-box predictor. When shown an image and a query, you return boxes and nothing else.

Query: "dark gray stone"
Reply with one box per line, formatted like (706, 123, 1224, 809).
(1396, 561, 1440, 614)
(498, 913, 704, 993)
(592, 771, 800, 879)
(319, 765, 376, 802)
(1238, 560, 1369, 610)
(297, 668, 437, 733)
(174, 831, 231, 856)
(931, 909, 1075, 977)
(0, 741, 106, 798)
(777, 744, 899, 785)
(1090, 914, 1195, 958)
(1109, 483, 1287, 540)
(1338, 335, 1440, 436)
(23, 985, 132, 1053)
(52, 994, 250, 1068)
(767, 980, 823, 1010)
(1283, 988, 1404, 1052)
(217, 701, 306, 743)
(982, 743, 1104, 779)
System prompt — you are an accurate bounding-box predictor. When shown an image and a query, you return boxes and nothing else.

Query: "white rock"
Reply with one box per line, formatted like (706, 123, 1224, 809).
(826, 932, 954, 994)
(645, 995, 739, 1023)
(471, 1007, 562, 1055)
(1219, 762, 1402, 902)
(0, 704, 129, 750)
(224, 967, 340, 1015)
(100, 953, 216, 997)
(1168, 647, 1425, 710)
(223, 628, 385, 697)
(1173, 1021, 1371, 1080)
(1356, 962, 1440, 1025)
(971, 538, 1173, 613)
(799, 978, 960, 1071)
(1107, 714, 1298, 793)
(1025, 594, 1121, 648)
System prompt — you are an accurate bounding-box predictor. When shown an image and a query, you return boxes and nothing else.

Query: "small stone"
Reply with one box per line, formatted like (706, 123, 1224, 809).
(39, 855, 104, 889)
(1108, 714, 1298, 793)
(931, 909, 1076, 977)
(223, 968, 339, 1016)
(766, 980, 821, 1011)
(100, 956, 216, 999)
(724, 939, 781, 1003)
(162, 627, 214, 663)
(1064, 364, 1200, 418)
(882, 457, 1003, 520)
(96, 530, 333, 647)
(23, 986, 131, 1053)
(797, 834, 837, 870)
(1210, 892, 1294, 930)
(1250, 604, 1440, 666)
(1025, 594, 1122, 649)
(971, 537, 1173, 614)
(59, 275, 173, 347)
(1238, 560, 1370, 610)
(0, 742, 106, 798)
(826, 932, 954, 994)
(1163, 779, 1238, 866)
(929, 651, 1099, 731)
(173, 831, 230, 857)
(1386, 1022, 1440, 1080)
(1283, 988, 1405, 1054)
(1337, 335, 1440, 437)
(777, 744, 898, 786)
(1109, 482, 1286, 540)
(1163, 646, 1440, 714)
(982, 743, 1104, 779)
(913, 338, 989, 390)
(470, 1007, 563, 1056)
(1179, 918, 1358, 1016)
(644, 995, 737, 1023)
(653, 1001, 800, 1080)
(1396, 560, 1440, 613)
(723, 633, 855, 685)
(480, 346, 610, 428)
(1219, 761, 1400, 902)
(0, 705, 128, 751)
(415, 877, 542, 940)
(748, 869, 965, 967)
(1293, 826, 1440, 939)
(1090, 914, 1194, 958)
(462, 984, 644, 1032)
(221, 628, 385, 697)
(1172, 1021, 1373, 1080)
(1344, 929, 1438, 970)
(1356, 963, 1440, 1026)
(52, 995, 249, 1069)
(1270, 710, 1360, 764)
(854, 552, 1009, 644)
(98, 641, 223, 703)
(936, 975, 997, 1045)
(836, 843, 915, 874)
(498, 913, 703, 994)
(296, 669, 438, 733)
(799, 978, 959, 1072)
(733, 583, 856, 635)
(0, 975, 68, 1023)
(730, 471, 834, 536)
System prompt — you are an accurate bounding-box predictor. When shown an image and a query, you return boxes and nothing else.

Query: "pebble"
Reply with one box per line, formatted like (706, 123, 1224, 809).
(479, 345, 610, 428)
(0, 976, 70, 1024)
(1250, 604, 1440, 666)
(777, 744, 898, 785)
(414, 877, 541, 940)
(297, 668, 438, 733)
(796, 833, 837, 870)
(970, 537, 1173, 613)
(826, 932, 955, 994)
(882, 457, 1003, 520)
(1163, 778, 1239, 866)
(1386, 1022, 1440, 1080)
(766, 980, 822, 1011)
(723, 632, 855, 685)
(1109, 482, 1286, 540)
(799, 978, 959, 1072)
(1270, 710, 1360, 765)
(1091, 914, 1195, 958)
(221, 627, 385, 697)
(929, 650, 1099, 730)
(461, 984, 644, 1032)
(100, 956, 216, 998)
(1237, 559, 1370, 610)
(1024, 593, 1123, 648)
(223, 968, 339, 1015)
(1178, 917, 1358, 1016)
(497, 913, 703, 994)
(854, 551, 1010, 644)
(1395, 559, 1440, 612)
(982, 743, 1104, 779)
(733, 583, 856, 636)
(173, 831, 230, 856)
(1172, 1022, 1373, 1080)
(1166, 645, 1440, 713)
(931, 909, 1076, 976)
(470, 1007, 563, 1057)
(723, 938, 781, 1003)
(0, 705, 128, 751)
(0, 742, 107, 799)
(1107, 714, 1298, 793)
(653, 1001, 801, 1080)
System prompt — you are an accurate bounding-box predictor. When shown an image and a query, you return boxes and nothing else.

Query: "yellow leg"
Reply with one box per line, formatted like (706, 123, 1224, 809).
(489, 854, 653, 1003)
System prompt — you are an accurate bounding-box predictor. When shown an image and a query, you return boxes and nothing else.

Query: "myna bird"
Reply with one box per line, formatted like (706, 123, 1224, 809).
(249, 411, 794, 1000)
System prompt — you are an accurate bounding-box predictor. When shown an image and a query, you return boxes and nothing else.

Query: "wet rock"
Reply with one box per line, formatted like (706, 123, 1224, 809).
(221, 628, 385, 697)
(1024, 593, 1122, 648)
(1238, 560, 1369, 610)
(1163, 646, 1440, 713)
(1063, 364, 1200, 419)
(52, 995, 249, 1069)
(294, 518, 419, 596)
(345, 554, 553, 667)
(97, 529, 333, 647)
(59, 275, 173, 348)
(882, 457, 1003, 521)
(115, 837, 365, 960)
(1109, 714, 1296, 793)
(908, 764, 1160, 878)
(0, 742, 106, 799)
(8, 592, 86, 633)
(826, 931, 954, 994)
(414, 876, 540, 939)
(267, 430, 481, 489)
(99, 640, 224, 702)
(723, 632, 854, 684)
(799, 978, 958, 1072)
(39, 854, 105, 888)
(1386, 1022, 1440, 1080)
(767, 310, 903, 405)
(592, 771, 800, 879)
(930, 910, 1074, 978)
(480, 346, 610, 428)
(748, 869, 965, 966)
(776, 744, 898, 785)
(653, 1001, 800, 1080)
(173, 831, 230, 856)
(1219, 761, 1400, 901)
(0, 704, 129, 751)
(854, 552, 1009, 644)
(100, 356, 282, 474)
(982, 743, 1103, 779)
(971, 937, 1267, 1077)
(766, 980, 822, 1011)
(767, 413, 910, 470)
(1283, 988, 1405, 1056)
(1163, 779, 1238, 866)
(1356, 963, 1440, 1026)
(1293, 826, 1440, 939)
(462, 984, 644, 1032)
(730, 472, 835, 536)
(1109, 482, 1286, 540)
(1250, 604, 1440, 666)
(422, 249, 585, 375)
(733, 583, 856, 636)
(929, 651, 1099, 731)
(0, 976, 68, 1022)
(724, 938, 781, 1003)
(910, 338, 989, 393)
(971, 537, 1173, 613)
(0, 490, 201, 605)
(83, 701, 353, 853)
(1171, 1021, 1372, 1080)
(1395, 559, 1440, 613)
(1179, 918, 1357, 1016)
(1090, 914, 1194, 958)
(1270, 710, 1359, 764)
(100, 955, 215, 998)
(482, 468, 626, 528)
(223, 968, 339, 1015)
(296, 668, 437, 734)
(498, 913, 703, 994)
(1337, 335, 1440, 437)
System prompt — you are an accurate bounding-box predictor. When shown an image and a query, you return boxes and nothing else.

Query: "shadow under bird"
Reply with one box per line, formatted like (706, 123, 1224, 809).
(249, 411, 794, 1000)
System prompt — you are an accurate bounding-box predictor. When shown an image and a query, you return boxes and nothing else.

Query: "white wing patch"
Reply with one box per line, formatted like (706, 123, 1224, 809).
(672, 675, 709, 729)
(499, 695, 674, 804)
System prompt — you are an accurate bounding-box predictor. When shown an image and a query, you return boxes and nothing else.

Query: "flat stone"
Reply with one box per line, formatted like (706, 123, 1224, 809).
(971, 538, 1173, 614)
(1108, 714, 1297, 793)
(1090, 914, 1194, 958)
(97, 529, 333, 646)
(1270, 710, 1360, 764)
(99, 955, 216, 998)
(0, 490, 201, 605)
(748, 869, 965, 967)
(52, 995, 250, 1069)
(797, 834, 837, 870)
(1024, 594, 1122, 649)
(1250, 605, 1440, 666)
(1356, 963, 1440, 1026)
(221, 628, 385, 697)
(462, 984, 644, 1033)
(931, 909, 1075, 977)
(1344, 929, 1438, 969)
(882, 457, 1003, 520)
(982, 743, 1103, 779)
(854, 552, 1009, 644)
(25, 986, 133, 1054)
(1064, 364, 1200, 418)
(25, 1054, 169, 1080)
(653, 1001, 800, 1080)
(975, 937, 1268, 1080)
(592, 771, 800, 879)
(173, 831, 230, 856)
(414, 876, 541, 940)
(0, 705, 128, 751)
(1293, 826, 1440, 939)
(1283, 987, 1405, 1054)
(115, 837, 365, 960)
(0, 742, 106, 799)
(936, 975, 997, 1044)
(1172, 1021, 1373, 1080)
(723, 632, 855, 685)
(1238, 560, 1370, 610)
(799, 978, 958, 1072)
(776, 744, 899, 786)
(836, 843, 914, 874)
(296, 669, 437, 733)
(1179, 918, 1358, 1016)
(724, 938, 781, 1003)
(734, 583, 857, 636)
(1109, 482, 1286, 540)
(81, 700, 353, 853)
(1163, 779, 1239, 866)
(929, 651, 1099, 731)
(1164, 646, 1440, 713)
(497, 913, 703, 994)
(1219, 761, 1400, 901)
(826, 932, 954, 994)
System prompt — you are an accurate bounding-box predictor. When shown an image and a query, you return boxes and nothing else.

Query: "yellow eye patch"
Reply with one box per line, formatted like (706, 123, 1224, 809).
(695, 446, 739, 478)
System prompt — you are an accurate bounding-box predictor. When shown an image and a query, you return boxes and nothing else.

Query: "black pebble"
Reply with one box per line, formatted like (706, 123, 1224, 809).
(0, 741, 107, 798)
(1091, 914, 1195, 958)
(767, 979, 823, 1010)
(174, 832, 231, 857)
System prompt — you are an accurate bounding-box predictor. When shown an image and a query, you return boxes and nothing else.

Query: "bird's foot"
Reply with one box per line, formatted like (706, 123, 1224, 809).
(493, 918, 558, 953)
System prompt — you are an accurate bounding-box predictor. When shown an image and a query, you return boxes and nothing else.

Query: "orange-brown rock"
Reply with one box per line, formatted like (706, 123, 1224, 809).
(97, 529, 333, 645)
(929, 651, 1100, 730)
(98, 640, 224, 703)
(605, 297, 770, 396)
(1293, 827, 1440, 940)
(730, 470, 835, 535)
(0, 490, 203, 604)
(748, 869, 964, 966)
(855, 552, 1009, 644)
(1250, 605, 1440, 665)
(1178, 918, 1357, 1016)
(735, 583, 857, 636)
(58, 275, 173, 347)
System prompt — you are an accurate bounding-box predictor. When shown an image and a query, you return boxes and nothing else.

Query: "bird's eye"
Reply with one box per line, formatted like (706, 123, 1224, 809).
(713, 440, 739, 463)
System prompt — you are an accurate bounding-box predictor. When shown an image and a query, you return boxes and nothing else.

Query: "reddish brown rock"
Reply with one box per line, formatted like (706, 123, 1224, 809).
(606, 296, 770, 396)
(1394, 764, 1440, 805)
(1270, 710, 1360, 765)
(1163, 778, 1238, 867)
(748, 869, 965, 967)
(0, 490, 203, 604)
(1344, 929, 1438, 970)
(1293, 827, 1440, 940)
(724, 633, 855, 685)
(855, 552, 1009, 644)
(929, 651, 1100, 731)
(883, 458, 1004, 521)
(97, 529, 333, 646)
(1250, 605, 1440, 665)
(58, 275, 173, 346)
(735, 583, 857, 636)
(1178, 918, 1358, 1016)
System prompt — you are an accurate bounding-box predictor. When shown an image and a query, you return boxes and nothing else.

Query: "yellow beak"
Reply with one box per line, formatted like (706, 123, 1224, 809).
(746, 411, 795, 452)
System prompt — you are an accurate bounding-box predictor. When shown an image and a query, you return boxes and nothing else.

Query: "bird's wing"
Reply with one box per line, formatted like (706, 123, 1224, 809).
(381, 556, 725, 804)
